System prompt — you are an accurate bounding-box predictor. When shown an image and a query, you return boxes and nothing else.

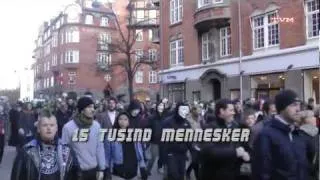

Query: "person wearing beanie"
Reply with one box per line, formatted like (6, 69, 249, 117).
(62, 97, 106, 180)
(252, 89, 310, 180)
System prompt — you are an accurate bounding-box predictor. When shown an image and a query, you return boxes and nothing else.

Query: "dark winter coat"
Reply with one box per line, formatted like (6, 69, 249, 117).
(0, 113, 7, 136)
(199, 117, 244, 180)
(161, 103, 196, 164)
(300, 124, 319, 180)
(252, 117, 309, 180)
(55, 109, 71, 138)
(9, 109, 21, 146)
(127, 100, 143, 128)
(11, 139, 76, 180)
(147, 111, 166, 144)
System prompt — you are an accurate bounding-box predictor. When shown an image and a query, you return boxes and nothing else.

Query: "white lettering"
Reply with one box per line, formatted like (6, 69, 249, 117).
(194, 128, 203, 142)
(221, 129, 232, 142)
(126, 128, 133, 142)
(161, 129, 175, 142)
(100, 128, 108, 142)
(240, 129, 250, 142)
(133, 129, 143, 142)
(184, 129, 194, 142)
(117, 129, 126, 142)
(212, 128, 222, 142)
(175, 128, 185, 142)
(231, 128, 241, 142)
(142, 128, 152, 142)
(203, 129, 212, 142)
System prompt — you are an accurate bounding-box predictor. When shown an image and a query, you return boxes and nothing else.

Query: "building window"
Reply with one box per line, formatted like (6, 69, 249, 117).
(220, 26, 231, 57)
(170, 0, 183, 24)
(252, 11, 279, 49)
(148, 29, 153, 41)
(305, 0, 319, 38)
(60, 32, 64, 44)
(101, 17, 109, 27)
(168, 83, 185, 103)
(51, 76, 54, 87)
(136, 29, 143, 41)
(198, 0, 211, 8)
(65, 27, 80, 43)
(85, 14, 94, 24)
(99, 33, 111, 44)
(68, 72, 76, 85)
(60, 54, 64, 64)
(170, 39, 184, 66)
(149, 71, 157, 84)
(135, 49, 144, 61)
(192, 91, 201, 102)
(52, 34, 58, 47)
(201, 32, 213, 61)
(65, 50, 79, 63)
(148, 49, 157, 61)
(97, 53, 112, 65)
(135, 71, 143, 84)
(52, 54, 58, 66)
(47, 61, 50, 71)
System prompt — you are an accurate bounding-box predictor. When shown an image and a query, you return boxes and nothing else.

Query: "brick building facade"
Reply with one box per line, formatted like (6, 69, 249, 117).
(159, 0, 319, 103)
(32, 0, 160, 101)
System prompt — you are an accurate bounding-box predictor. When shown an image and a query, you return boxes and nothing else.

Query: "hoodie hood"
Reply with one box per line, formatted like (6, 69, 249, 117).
(127, 100, 142, 113)
(300, 124, 319, 137)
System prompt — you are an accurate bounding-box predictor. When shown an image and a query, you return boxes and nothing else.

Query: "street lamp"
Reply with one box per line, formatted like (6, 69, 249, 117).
(238, 0, 243, 104)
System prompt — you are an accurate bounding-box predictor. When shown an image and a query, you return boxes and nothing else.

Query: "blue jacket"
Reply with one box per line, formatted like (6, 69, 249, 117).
(106, 141, 146, 169)
(252, 117, 309, 180)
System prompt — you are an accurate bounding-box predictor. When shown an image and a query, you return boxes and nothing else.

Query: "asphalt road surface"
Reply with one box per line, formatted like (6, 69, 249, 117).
(0, 146, 169, 180)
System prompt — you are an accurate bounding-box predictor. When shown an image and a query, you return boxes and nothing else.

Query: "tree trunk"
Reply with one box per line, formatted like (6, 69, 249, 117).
(128, 74, 134, 102)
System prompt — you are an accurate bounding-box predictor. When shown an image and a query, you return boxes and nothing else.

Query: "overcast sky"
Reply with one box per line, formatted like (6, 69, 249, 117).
(0, 0, 74, 90)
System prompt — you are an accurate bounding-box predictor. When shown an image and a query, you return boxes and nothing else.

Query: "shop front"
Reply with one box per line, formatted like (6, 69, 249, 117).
(250, 73, 285, 100)
(304, 69, 319, 104)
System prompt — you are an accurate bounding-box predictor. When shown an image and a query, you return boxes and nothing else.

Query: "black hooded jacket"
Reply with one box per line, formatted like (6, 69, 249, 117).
(147, 103, 167, 144)
(127, 100, 143, 128)
(199, 117, 244, 180)
(161, 103, 195, 160)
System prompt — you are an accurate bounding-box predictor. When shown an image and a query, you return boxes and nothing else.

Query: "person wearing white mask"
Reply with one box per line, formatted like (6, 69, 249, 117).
(162, 102, 196, 180)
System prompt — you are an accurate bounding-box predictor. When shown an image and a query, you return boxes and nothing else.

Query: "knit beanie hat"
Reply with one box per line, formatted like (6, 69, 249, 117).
(275, 89, 300, 113)
(77, 97, 94, 113)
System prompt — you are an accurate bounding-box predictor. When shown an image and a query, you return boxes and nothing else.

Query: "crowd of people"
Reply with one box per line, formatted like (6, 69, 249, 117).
(0, 89, 319, 180)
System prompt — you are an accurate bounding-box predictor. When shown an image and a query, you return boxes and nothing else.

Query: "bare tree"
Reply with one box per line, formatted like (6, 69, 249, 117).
(97, 1, 159, 102)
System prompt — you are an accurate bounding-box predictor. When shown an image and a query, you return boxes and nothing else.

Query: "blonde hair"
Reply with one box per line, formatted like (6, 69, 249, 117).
(299, 110, 314, 124)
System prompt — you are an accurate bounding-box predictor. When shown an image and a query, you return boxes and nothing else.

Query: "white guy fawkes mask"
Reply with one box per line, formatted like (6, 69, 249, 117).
(178, 106, 190, 119)
(157, 103, 165, 113)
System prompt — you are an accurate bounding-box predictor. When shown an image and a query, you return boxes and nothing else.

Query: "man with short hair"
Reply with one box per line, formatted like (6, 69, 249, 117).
(62, 97, 106, 180)
(55, 101, 71, 138)
(252, 89, 309, 180)
(96, 97, 118, 128)
(11, 109, 76, 180)
(200, 99, 250, 180)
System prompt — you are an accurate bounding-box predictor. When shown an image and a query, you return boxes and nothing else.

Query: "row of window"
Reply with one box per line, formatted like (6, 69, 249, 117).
(170, 0, 319, 40)
(35, 72, 77, 90)
(135, 29, 157, 42)
(135, 71, 158, 84)
(42, 15, 109, 42)
(135, 49, 157, 61)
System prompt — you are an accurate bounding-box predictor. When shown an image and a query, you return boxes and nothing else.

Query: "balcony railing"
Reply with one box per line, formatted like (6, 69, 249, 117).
(97, 61, 111, 72)
(97, 40, 110, 51)
(129, 18, 159, 27)
(197, 0, 225, 9)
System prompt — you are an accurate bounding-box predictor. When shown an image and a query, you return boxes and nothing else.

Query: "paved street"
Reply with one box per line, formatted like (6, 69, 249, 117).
(0, 146, 15, 180)
(0, 145, 167, 180)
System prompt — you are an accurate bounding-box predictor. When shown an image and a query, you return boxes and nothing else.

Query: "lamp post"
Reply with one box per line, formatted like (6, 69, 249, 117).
(238, 0, 243, 104)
